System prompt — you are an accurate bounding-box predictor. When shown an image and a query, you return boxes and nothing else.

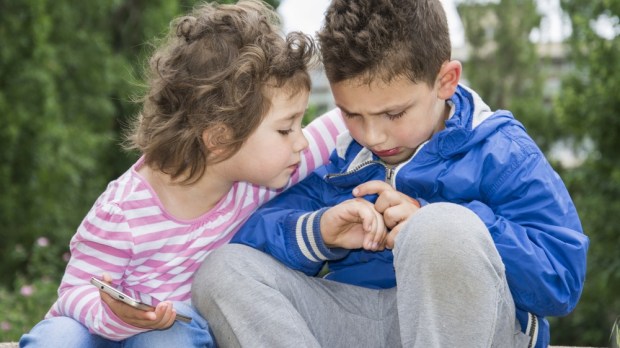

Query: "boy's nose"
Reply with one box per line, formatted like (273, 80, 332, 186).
(363, 123, 386, 148)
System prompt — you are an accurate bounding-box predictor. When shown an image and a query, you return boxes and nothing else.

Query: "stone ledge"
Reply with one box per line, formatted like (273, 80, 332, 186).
(0, 343, 603, 347)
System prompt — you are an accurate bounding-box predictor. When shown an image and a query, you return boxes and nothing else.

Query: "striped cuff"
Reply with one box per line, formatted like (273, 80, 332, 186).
(292, 208, 348, 263)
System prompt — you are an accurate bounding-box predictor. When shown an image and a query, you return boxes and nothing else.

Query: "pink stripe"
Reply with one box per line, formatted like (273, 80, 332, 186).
(65, 263, 126, 281)
(126, 213, 170, 228)
(132, 226, 187, 244)
(306, 125, 329, 165)
(133, 239, 213, 260)
(93, 205, 125, 224)
(324, 115, 344, 143)
(77, 292, 99, 324)
(123, 198, 159, 211)
(72, 237, 132, 259)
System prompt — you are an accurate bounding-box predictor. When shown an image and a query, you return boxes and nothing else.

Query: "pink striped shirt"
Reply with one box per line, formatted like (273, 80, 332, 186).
(46, 110, 346, 340)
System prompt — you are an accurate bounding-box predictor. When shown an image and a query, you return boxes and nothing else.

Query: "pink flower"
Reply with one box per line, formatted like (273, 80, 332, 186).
(20, 285, 34, 297)
(63, 252, 71, 262)
(1, 321, 11, 331)
(36, 237, 49, 247)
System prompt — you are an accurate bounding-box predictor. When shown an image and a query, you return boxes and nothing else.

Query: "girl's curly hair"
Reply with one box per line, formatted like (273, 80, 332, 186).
(125, 0, 316, 184)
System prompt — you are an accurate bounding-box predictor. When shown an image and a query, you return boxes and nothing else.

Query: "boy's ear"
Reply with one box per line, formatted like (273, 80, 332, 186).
(436, 60, 462, 100)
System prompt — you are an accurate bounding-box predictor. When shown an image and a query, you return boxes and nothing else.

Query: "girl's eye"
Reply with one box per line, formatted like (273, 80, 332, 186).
(386, 111, 405, 120)
(341, 111, 356, 119)
(278, 129, 293, 135)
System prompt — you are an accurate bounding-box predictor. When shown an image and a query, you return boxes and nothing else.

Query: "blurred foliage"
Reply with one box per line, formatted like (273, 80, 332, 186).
(0, 0, 617, 345)
(0, 0, 278, 342)
(459, 0, 619, 346)
(458, 0, 558, 151)
(548, 0, 620, 346)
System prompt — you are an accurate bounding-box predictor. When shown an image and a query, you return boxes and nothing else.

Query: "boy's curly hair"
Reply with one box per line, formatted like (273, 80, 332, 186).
(318, 0, 450, 86)
(125, 0, 315, 184)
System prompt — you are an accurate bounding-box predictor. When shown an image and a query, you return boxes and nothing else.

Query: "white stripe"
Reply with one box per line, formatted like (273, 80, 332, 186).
(124, 205, 162, 219)
(67, 288, 99, 323)
(72, 243, 129, 267)
(296, 213, 319, 261)
(124, 188, 153, 201)
(305, 211, 328, 260)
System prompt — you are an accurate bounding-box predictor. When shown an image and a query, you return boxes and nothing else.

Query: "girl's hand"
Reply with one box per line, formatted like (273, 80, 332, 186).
(353, 180, 421, 249)
(320, 198, 387, 251)
(98, 274, 176, 330)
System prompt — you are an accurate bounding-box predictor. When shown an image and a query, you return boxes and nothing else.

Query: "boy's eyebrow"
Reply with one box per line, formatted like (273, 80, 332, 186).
(337, 104, 410, 116)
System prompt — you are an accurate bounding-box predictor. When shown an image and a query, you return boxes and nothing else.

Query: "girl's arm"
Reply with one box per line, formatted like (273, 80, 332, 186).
(46, 203, 148, 341)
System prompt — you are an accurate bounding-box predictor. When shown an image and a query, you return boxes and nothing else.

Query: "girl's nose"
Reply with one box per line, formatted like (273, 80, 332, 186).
(294, 131, 309, 152)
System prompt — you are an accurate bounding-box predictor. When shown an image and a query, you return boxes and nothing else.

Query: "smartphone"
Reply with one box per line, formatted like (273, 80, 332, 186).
(90, 277, 192, 323)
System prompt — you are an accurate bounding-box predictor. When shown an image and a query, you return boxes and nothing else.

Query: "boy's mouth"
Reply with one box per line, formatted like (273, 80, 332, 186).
(372, 147, 401, 157)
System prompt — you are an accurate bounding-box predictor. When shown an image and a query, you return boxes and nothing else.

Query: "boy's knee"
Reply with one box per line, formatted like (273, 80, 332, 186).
(395, 202, 493, 262)
(399, 203, 486, 244)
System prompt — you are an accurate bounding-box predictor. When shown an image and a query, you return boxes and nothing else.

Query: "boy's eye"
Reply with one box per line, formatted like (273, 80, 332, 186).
(278, 129, 293, 135)
(385, 111, 405, 120)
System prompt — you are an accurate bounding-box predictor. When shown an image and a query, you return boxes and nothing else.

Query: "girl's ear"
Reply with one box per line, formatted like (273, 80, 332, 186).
(436, 60, 462, 100)
(202, 123, 233, 155)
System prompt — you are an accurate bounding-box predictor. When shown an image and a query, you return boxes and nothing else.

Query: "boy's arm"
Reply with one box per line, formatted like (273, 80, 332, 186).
(47, 203, 149, 340)
(232, 172, 351, 276)
(464, 152, 588, 317)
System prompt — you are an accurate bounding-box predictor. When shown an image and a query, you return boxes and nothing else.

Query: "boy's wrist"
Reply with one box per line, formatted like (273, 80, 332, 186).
(295, 208, 348, 261)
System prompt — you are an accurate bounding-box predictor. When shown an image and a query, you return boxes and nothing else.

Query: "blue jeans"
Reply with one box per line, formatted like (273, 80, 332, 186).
(19, 302, 215, 348)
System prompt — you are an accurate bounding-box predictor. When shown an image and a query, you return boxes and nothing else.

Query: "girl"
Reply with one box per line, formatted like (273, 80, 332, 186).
(19, 1, 345, 347)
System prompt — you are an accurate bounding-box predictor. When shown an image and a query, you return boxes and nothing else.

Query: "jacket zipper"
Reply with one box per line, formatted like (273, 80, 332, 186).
(324, 140, 429, 188)
(385, 165, 396, 186)
(325, 160, 396, 188)
(526, 312, 538, 348)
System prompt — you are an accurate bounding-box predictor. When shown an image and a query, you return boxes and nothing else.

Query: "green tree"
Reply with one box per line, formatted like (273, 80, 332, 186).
(0, 0, 280, 289)
(548, 0, 620, 345)
(458, 0, 620, 345)
(0, 1, 126, 286)
(0, 0, 280, 340)
(458, 0, 557, 150)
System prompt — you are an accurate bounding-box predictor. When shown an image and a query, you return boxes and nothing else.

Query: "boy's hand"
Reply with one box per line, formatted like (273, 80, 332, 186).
(320, 198, 387, 251)
(98, 274, 176, 330)
(353, 180, 421, 249)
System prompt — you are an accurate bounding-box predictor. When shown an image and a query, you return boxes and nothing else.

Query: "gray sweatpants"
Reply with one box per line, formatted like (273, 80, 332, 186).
(192, 203, 530, 347)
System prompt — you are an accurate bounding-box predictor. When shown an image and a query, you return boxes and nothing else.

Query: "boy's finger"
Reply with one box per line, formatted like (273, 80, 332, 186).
(386, 233, 395, 249)
(353, 180, 393, 197)
(371, 210, 386, 246)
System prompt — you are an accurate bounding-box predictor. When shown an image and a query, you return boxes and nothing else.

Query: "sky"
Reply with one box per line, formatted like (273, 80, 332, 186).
(277, 0, 574, 47)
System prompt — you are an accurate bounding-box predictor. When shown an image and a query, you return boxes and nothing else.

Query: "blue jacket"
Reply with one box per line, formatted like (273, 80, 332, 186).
(232, 85, 589, 347)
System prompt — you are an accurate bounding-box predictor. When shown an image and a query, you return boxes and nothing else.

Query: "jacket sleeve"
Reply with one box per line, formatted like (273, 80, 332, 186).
(232, 170, 350, 276)
(46, 203, 148, 340)
(463, 146, 588, 317)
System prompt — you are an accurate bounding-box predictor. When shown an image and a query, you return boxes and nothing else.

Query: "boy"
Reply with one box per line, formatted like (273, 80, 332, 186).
(192, 0, 589, 347)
